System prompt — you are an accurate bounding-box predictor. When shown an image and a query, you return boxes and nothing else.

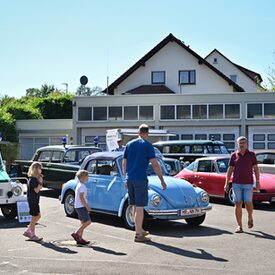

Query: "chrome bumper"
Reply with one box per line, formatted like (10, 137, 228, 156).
(147, 205, 212, 217)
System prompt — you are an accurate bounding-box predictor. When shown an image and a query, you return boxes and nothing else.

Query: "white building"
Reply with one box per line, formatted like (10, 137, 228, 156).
(17, 33, 275, 158)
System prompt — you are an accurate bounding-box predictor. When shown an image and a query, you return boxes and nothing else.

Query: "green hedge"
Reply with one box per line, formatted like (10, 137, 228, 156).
(0, 110, 17, 142)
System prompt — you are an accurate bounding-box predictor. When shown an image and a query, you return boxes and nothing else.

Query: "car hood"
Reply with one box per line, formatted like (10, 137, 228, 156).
(148, 175, 201, 208)
(0, 170, 10, 183)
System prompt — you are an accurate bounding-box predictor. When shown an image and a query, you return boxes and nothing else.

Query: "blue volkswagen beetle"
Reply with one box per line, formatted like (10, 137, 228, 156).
(60, 152, 212, 229)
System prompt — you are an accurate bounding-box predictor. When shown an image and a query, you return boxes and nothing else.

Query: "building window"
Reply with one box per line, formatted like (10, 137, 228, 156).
(223, 134, 235, 141)
(253, 134, 265, 141)
(195, 134, 207, 140)
(179, 70, 196, 84)
(225, 104, 240, 119)
(213, 58, 218, 64)
(247, 104, 262, 118)
(78, 107, 92, 121)
(160, 105, 175, 120)
(181, 134, 193, 140)
(93, 107, 107, 120)
(209, 104, 223, 119)
(268, 143, 275, 149)
(176, 105, 191, 119)
(151, 71, 165, 84)
(268, 134, 275, 141)
(124, 106, 138, 120)
(169, 134, 179, 140)
(109, 107, 122, 120)
(230, 75, 237, 83)
(253, 143, 265, 150)
(209, 134, 221, 140)
(193, 105, 207, 119)
(139, 106, 153, 120)
(264, 103, 275, 118)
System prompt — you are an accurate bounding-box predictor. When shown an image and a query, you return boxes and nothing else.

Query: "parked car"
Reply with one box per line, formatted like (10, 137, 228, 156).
(11, 145, 102, 189)
(153, 140, 229, 163)
(255, 150, 275, 174)
(162, 157, 183, 176)
(175, 156, 275, 205)
(60, 152, 212, 229)
(0, 151, 28, 219)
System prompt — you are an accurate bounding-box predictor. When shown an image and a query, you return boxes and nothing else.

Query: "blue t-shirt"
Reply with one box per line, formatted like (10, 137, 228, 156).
(123, 138, 156, 181)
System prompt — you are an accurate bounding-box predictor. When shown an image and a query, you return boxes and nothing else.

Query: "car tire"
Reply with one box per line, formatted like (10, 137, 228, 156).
(122, 202, 135, 230)
(185, 213, 206, 226)
(1, 204, 18, 219)
(225, 185, 234, 206)
(64, 190, 77, 218)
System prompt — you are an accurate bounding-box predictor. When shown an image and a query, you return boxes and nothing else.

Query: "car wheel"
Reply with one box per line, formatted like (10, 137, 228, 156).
(122, 203, 135, 230)
(1, 204, 18, 219)
(226, 185, 234, 206)
(185, 213, 206, 226)
(64, 190, 77, 218)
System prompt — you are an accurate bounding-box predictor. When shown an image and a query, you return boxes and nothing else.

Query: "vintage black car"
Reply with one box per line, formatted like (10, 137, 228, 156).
(11, 145, 102, 189)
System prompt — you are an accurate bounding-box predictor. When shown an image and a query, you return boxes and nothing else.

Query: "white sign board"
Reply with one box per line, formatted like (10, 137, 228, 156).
(17, 201, 31, 223)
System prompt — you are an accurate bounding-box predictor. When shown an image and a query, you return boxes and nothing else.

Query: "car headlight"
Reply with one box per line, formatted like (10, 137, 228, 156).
(12, 185, 22, 196)
(151, 194, 162, 206)
(201, 192, 209, 203)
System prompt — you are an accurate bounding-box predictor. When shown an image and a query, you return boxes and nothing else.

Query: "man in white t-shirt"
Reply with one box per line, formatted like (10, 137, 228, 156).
(71, 170, 92, 245)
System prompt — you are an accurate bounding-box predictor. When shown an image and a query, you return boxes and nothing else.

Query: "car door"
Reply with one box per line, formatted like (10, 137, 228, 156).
(195, 159, 220, 195)
(85, 158, 124, 213)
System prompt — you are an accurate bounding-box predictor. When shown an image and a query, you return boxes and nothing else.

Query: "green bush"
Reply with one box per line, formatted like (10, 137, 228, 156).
(0, 142, 18, 168)
(0, 110, 17, 142)
(5, 103, 42, 119)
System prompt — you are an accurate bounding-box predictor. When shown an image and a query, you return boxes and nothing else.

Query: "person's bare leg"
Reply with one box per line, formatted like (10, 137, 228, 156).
(235, 202, 243, 228)
(134, 206, 144, 235)
(28, 214, 41, 235)
(245, 202, 253, 227)
(77, 220, 91, 238)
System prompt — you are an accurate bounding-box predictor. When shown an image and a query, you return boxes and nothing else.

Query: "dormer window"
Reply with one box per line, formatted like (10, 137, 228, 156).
(230, 75, 237, 83)
(151, 71, 165, 84)
(213, 58, 218, 64)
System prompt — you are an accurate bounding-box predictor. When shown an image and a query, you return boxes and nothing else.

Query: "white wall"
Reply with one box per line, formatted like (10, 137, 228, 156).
(205, 51, 260, 93)
(114, 42, 235, 95)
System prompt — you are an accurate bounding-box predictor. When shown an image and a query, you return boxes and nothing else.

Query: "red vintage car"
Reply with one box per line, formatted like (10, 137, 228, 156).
(175, 156, 275, 205)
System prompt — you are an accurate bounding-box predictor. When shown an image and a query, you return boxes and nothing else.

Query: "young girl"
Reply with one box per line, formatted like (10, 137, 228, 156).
(23, 162, 43, 241)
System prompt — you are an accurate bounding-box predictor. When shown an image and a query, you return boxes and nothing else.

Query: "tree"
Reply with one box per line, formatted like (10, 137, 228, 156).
(76, 86, 104, 96)
(26, 88, 41, 97)
(263, 52, 275, 92)
(25, 84, 63, 98)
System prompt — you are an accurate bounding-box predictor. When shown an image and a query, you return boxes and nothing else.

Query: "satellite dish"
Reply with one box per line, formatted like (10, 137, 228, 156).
(80, 75, 88, 85)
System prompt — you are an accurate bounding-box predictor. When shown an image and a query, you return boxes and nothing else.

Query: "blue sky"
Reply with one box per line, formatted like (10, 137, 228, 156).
(1, 0, 275, 97)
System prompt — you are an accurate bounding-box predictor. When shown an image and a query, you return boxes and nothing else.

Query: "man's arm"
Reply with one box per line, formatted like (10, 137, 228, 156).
(253, 164, 260, 190)
(150, 158, 167, 190)
(224, 166, 234, 192)
(122, 158, 127, 188)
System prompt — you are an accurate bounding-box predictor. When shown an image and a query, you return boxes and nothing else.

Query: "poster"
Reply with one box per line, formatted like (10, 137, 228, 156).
(17, 201, 31, 223)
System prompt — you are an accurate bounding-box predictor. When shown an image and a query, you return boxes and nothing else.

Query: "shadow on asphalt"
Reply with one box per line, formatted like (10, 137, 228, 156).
(91, 245, 127, 256)
(146, 241, 228, 262)
(244, 230, 275, 240)
(40, 188, 61, 199)
(38, 241, 78, 254)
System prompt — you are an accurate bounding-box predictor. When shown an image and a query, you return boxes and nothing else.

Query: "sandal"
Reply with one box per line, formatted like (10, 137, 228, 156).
(235, 226, 243, 233)
(134, 234, 151, 243)
(29, 235, 43, 242)
(141, 230, 150, 236)
(248, 219, 254, 229)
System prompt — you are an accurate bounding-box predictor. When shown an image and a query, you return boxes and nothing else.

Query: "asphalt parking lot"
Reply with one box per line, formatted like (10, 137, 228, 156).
(0, 190, 275, 275)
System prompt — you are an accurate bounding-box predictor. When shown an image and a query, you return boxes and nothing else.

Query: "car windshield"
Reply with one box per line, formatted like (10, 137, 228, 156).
(147, 158, 168, 176)
(207, 145, 229, 154)
(0, 153, 4, 171)
(216, 158, 229, 173)
(186, 162, 195, 171)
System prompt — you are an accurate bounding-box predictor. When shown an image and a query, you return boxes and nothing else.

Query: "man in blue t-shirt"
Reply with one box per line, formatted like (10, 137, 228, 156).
(122, 124, 167, 242)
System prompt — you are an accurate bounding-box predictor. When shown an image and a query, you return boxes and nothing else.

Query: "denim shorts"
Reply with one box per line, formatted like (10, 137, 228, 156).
(127, 180, 148, 207)
(232, 183, 253, 203)
(75, 207, 91, 222)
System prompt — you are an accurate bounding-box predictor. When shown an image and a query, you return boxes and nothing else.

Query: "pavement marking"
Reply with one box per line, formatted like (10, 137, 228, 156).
(7, 247, 30, 252)
(0, 255, 274, 274)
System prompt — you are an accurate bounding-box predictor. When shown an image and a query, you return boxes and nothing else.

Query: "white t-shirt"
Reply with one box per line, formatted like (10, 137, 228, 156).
(74, 181, 87, 208)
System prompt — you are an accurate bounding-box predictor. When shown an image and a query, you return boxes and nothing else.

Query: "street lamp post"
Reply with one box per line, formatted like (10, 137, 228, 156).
(62, 83, 68, 93)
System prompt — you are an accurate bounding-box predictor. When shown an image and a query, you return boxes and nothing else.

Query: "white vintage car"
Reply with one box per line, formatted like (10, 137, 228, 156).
(0, 152, 28, 219)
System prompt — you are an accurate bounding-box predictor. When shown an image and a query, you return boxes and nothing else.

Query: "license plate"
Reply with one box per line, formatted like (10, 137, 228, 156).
(271, 197, 275, 202)
(180, 208, 201, 215)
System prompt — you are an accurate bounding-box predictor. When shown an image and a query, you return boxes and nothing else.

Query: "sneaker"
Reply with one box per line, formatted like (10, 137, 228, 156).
(30, 235, 43, 242)
(71, 232, 81, 242)
(77, 238, 90, 245)
(134, 235, 151, 243)
(23, 231, 32, 238)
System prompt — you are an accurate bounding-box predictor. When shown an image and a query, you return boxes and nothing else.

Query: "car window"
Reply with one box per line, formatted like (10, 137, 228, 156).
(256, 153, 265, 164)
(207, 145, 229, 154)
(191, 145, 204, 154)
(197, 160, 215, 172)
(186, 162, 195, 171)
(86, 159, 119, 176)
(64, 150, 77, 163)
(37, 151, 52, 162)
(51, 151, 64, 163)
(216, 159, 229, 173)
(147, 158, 167, 176)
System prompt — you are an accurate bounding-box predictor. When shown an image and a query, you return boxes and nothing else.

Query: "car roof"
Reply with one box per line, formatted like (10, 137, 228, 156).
(254, 150, 275, 154)
(83, 151, 123, 161)
(194, 156, 230, 162)
(36, 145, 101, 152)
(153, 140, 225, 146)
